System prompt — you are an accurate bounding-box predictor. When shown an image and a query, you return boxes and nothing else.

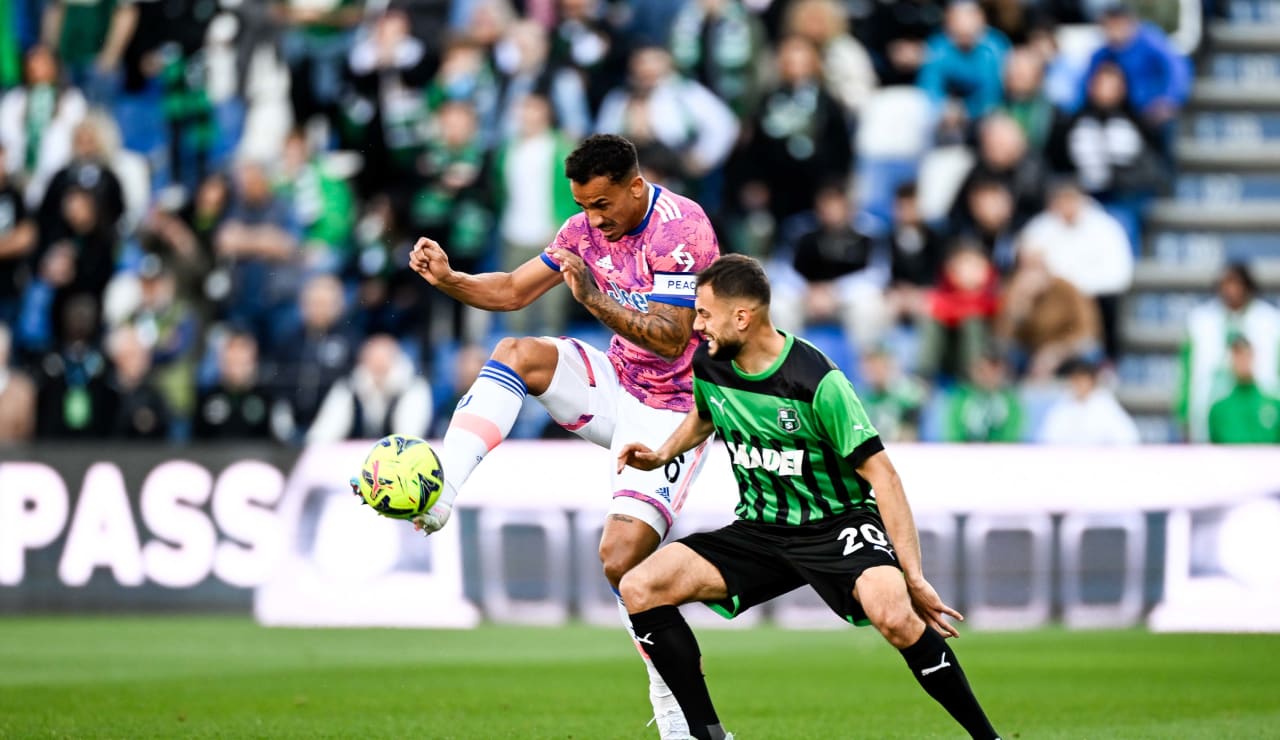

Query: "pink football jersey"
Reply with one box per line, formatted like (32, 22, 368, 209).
(541, 185, 720, 412)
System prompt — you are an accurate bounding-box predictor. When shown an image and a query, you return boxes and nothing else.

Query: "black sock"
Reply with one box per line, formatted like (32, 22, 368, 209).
(629, 605, 726, 740)
(899, 627, 1000, 740)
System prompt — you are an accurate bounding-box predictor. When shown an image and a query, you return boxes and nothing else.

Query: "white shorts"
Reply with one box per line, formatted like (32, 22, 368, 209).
(535, 336, 711, 539)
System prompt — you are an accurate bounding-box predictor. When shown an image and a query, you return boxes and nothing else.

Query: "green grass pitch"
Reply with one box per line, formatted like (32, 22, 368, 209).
(2, 617, 1279, 739)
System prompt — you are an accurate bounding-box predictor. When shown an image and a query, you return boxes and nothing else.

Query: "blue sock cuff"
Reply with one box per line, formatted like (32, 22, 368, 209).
(479, 359, 528, 398)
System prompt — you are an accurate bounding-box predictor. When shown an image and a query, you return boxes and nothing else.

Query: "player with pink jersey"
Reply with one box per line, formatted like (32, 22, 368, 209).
(408, 135, 720, 738)
(541, 198, 709, 415)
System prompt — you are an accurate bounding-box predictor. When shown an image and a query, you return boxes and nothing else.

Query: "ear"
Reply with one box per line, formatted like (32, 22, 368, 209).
(629, 174, 645, 199)
(735, 305, 753, 330)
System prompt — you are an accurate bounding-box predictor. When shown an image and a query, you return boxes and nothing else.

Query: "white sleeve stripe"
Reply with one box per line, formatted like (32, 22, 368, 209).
(654, 198, 679, 223)
(662, 196, 683, 219)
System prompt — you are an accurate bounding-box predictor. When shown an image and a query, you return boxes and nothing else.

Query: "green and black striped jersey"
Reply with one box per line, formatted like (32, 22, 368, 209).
(692, 331, 884, 525)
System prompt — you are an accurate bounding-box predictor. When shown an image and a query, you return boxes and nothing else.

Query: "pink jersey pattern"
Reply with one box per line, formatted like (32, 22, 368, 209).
(541, 185, 720, 412)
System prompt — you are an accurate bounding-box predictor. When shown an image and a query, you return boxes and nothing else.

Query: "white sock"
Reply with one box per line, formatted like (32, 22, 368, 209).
(436, 360, 526, 507)
(616, 594, 676, 702)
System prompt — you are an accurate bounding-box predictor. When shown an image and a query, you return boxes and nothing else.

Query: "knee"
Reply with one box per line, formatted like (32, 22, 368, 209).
(599, 540, 644, 589)
(490, 336, 555, 393)
(618, 569, 659, 612)
(619, 568, 650, 606)
(870, 605, 926, 649)
(602, 558, 630, 589)
(491, 336, 533, 371)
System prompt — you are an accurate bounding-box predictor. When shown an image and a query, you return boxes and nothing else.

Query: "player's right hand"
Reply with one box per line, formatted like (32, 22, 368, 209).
(409, 237, 453, 286)
(411, 500, 453, 536)
(617, 442, 664, 473)
(906, 576, 964, 639)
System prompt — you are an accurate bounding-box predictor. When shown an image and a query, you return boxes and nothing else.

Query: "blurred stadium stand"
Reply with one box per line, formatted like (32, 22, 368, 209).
(2, 0, 1279, 449)
(1119, 0, 1280, 440)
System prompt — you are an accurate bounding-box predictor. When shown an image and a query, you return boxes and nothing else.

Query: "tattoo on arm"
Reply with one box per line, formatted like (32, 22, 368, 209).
(584, 295, 694, 359)
(609, 514, 636, 524)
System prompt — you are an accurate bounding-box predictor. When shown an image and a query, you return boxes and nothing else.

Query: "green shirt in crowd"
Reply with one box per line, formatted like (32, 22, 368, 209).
(0, 0, 19, 87)
(944, 384, 1024, 443)
(862, 377, 928, 443)
(1208, 382, 1280, 444)
(58, 0, 120, 67)
(277, 160, 355, 255)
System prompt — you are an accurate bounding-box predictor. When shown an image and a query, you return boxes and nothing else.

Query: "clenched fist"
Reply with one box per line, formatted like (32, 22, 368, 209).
(409, 237, 455, 287)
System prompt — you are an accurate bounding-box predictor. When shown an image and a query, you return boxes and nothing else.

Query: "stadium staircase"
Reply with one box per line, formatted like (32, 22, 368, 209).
(1117, 0, 1280, 441)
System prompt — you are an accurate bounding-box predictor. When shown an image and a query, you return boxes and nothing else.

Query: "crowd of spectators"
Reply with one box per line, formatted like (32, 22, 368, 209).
(0, 0, 1264, 447)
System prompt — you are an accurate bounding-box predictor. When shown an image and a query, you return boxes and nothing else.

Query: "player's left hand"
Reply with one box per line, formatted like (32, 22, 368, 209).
(617, 442, 665, 473)
(906, 577, 964, 639)
(550, 248, 600, 305)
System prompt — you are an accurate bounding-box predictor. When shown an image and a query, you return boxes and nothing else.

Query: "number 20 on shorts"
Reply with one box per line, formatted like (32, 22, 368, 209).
(837, 523, 890, 556)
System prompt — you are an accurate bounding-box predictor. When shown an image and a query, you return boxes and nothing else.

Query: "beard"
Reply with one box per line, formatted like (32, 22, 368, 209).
(707, 337, 744, 362)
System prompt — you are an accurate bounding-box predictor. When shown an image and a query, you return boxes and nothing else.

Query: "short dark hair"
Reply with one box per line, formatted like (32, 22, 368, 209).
(1099, 2, 1135, 19)
(696, 254, 771, 306)
(564, 134, 640, 185)
(223, 329, 259, 356)
(814, 177, 850, 200)
(978, 342, 1007, 365)
(968, 174, 1009, 195)
(1047, 175, 1083, 199)
(1222, 262, 1258, 295)
(1057, 354, 1101, 377)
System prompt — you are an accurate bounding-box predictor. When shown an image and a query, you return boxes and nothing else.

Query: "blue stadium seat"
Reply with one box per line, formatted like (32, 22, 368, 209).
(918, 391, 950, 443)
(1154, 232, 1280, 263)
(561, 322, 612, 352)
(803, 323, 860, 387)
(857, 158, 918, 224)
(1018, 385, 1062, 443)
(112, 87, 167, 172)
(427, 338, 462, 410)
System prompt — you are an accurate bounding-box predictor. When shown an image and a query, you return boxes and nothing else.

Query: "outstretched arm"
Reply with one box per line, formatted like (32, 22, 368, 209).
(410, 237, 563, 312)
(857, 450, 964, 638)
(552, 247, 694, 359)
(41, 2, 64, 47)
(618, 410, 715, 473)
(97, 2, 139, 71)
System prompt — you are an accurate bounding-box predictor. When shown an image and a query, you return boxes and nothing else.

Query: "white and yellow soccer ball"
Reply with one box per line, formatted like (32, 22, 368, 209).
(351, 435, 444, 520)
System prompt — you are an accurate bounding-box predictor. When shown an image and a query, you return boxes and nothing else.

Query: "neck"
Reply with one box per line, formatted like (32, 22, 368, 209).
(734, 324, 786, 375)
(621, 181, 655, 235)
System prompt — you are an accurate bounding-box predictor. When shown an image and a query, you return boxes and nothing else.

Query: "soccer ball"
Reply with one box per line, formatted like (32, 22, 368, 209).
(353, 435, 444, 519)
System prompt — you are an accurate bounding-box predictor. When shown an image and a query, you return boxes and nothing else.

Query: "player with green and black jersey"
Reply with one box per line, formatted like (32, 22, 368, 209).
(692, 328, 884, 526)
(617, 254, 1001, 740)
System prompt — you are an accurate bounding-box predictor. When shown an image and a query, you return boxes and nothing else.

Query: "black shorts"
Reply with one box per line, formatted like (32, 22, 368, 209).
(678, 509, 900, 626)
